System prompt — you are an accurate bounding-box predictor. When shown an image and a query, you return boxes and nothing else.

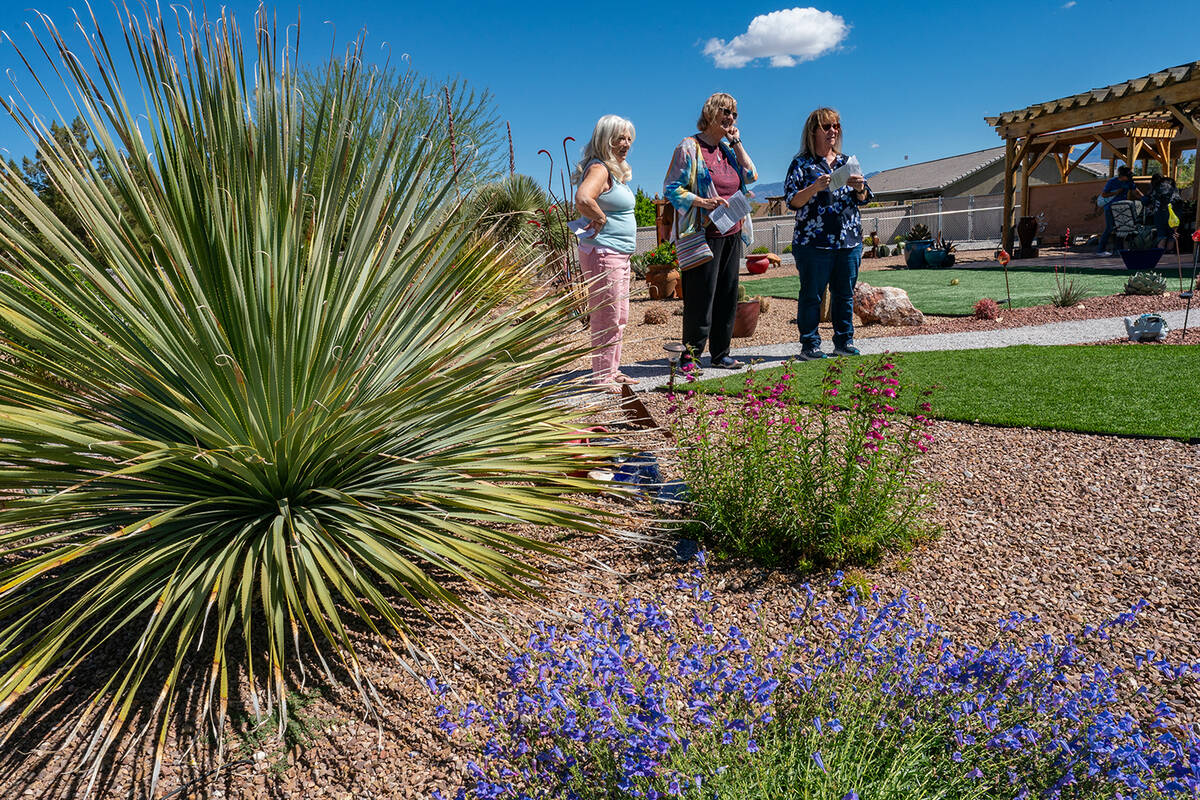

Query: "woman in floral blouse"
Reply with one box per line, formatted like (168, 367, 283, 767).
(783, 107, 872, 360)
(663, 93, 757, 371)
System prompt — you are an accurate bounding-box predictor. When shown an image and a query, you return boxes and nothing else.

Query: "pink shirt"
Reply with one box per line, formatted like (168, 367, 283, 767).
(697, 140, 742, 237)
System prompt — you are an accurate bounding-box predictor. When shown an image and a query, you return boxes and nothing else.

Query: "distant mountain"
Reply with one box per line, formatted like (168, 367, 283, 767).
(748, 180, 785, 199)
(751, 171, 881, 200)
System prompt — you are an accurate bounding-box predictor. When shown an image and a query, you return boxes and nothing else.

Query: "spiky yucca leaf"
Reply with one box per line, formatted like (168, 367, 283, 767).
(0, 6, 608, 790)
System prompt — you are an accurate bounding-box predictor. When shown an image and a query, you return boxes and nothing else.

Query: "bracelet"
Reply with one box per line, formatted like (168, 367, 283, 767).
(728, 138, 741, 146)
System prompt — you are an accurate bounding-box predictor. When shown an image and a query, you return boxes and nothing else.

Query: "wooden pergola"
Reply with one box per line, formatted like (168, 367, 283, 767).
(986, 61, 1200, 251)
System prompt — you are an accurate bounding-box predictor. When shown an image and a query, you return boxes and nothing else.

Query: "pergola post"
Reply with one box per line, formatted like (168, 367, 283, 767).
(1020, 150, 1032, 221)
(1002, 137, 1016, 252)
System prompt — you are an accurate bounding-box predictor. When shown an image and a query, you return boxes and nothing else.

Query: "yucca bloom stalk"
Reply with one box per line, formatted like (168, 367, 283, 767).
(0, 6, 609, 792)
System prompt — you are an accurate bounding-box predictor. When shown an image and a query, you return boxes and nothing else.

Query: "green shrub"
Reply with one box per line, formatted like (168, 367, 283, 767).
(1124, 225, 1159, 251)
(634, 187, 657, 227)
(1124, 271, 1167, 295)
(750, 245, 770, 254)
(667, 356, 937, 570)
(0, 8, 609, 788)
(1050, 268, 1093, 307)
(907, 222, 932, 241)
(643, 241, 677, 272)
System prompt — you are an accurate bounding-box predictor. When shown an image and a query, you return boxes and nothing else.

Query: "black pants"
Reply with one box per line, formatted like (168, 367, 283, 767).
(681, 233, 742, 361)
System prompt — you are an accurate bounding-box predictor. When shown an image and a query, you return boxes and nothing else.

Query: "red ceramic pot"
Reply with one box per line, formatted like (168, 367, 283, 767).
(746, 254, 770, 275)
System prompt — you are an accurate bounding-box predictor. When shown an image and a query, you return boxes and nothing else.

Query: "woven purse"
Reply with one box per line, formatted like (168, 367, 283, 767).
(675, 228, 712, 270)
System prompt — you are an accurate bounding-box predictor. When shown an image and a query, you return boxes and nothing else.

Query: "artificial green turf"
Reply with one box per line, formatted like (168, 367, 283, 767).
(744, 264, 1177, 316)
(689, 345, 1200, 440)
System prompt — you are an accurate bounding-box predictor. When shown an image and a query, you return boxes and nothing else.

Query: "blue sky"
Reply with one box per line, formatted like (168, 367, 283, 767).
(0, 1, 1195, 195)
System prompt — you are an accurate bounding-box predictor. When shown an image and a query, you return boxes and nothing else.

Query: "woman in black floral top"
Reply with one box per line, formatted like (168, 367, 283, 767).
(783, 107, 872, 359)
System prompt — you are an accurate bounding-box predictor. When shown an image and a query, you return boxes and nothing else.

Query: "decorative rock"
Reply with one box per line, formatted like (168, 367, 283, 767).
(766, 252, 782, 267)
(853, 281, 925, 326)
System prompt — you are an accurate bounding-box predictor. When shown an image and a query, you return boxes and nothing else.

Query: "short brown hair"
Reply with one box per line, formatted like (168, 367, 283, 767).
(801, 107, 842, 158)
(697, 93, 737, 132)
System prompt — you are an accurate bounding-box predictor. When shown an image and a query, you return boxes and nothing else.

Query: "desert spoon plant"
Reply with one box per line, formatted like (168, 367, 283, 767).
(0, 7, 607, 793)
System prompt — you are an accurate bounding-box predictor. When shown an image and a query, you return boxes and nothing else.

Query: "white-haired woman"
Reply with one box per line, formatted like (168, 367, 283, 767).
(573, 115, 637, 391)
(663, 92, 757, 371)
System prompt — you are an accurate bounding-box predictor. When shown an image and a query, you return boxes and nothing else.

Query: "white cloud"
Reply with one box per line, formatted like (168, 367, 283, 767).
(703, 8, 849, 69)
(1062, 1, 1076, 7)
(870, 142, 880, 149)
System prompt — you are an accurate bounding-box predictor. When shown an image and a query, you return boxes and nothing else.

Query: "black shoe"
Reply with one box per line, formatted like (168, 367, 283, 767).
(709, 355, 744, 370)
(798, 348, 827, 361)
(832, 343, 861, 357)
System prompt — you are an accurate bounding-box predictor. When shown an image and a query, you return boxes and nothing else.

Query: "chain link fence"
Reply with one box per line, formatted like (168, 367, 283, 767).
(634, 193, 1019, 255)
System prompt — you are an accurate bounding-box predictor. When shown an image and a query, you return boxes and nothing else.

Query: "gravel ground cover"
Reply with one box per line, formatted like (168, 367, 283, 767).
(7, 393, 1195, 799)
(6, 256, 1200, 798)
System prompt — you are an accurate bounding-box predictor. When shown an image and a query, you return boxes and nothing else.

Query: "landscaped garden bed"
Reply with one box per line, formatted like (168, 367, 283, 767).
(1, 6, 1198, 799)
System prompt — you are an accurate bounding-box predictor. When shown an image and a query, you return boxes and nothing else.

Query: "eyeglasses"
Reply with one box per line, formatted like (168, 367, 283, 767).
(819, 122, 841, 132)
(719, 107, 738, 119)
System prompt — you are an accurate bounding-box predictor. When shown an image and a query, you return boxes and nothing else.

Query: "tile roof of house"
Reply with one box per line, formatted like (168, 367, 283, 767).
(868, 147, 1110, 197)
(985, 61, 1200, 128)
(868, 147, 1007, 195)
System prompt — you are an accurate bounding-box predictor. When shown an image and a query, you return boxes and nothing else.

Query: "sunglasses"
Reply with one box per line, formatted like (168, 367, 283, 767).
(719, 107, 739, 119)
(819, 122, 841, 132)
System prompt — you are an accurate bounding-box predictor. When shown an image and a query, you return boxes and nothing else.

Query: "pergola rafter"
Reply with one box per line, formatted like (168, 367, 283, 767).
(987, 62, 1200, 250)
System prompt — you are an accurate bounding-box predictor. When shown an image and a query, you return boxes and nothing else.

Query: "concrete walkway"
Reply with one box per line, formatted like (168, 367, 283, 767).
(599, 308, 1195, 392)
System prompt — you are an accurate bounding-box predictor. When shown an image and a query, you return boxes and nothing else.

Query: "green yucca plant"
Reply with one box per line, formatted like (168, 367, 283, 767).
(0, 7, 609, 792)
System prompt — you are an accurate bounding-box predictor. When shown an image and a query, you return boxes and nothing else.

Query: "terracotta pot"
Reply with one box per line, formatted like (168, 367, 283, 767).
(732, 299, 760, 338)
(746, 254, 771, 274)
(646, 269, 680, 300)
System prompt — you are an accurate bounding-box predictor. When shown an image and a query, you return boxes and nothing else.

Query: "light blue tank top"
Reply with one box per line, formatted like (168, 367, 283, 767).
(584, 160, 636, 254)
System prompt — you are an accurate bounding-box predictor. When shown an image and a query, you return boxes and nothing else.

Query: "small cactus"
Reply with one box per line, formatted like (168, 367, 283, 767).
(973, 297, 1000, 320)
(877, 244, 890, 257)
(908, 223, 932, 242)
(1123, 271, 1167, 296)
(758, 296, 771, 315)
(737, 284, 748, 302)
(643, 305, 671, 325)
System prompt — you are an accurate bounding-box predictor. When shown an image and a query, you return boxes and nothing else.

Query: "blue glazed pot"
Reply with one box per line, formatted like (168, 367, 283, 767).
(1118, 248, 1164, 271)
(924, 248, 948, 268)
(904, 240, 933, 268)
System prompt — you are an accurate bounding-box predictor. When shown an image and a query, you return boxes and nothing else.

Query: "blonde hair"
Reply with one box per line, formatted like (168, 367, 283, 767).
(697, 92, 736, 132)
(800, 107, 842, 158)
(572, 115, 634, 185)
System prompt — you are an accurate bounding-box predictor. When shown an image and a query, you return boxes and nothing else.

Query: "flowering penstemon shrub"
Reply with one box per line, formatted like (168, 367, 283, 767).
(433, 557, 1200, 800)
(667, 355, 937, 570)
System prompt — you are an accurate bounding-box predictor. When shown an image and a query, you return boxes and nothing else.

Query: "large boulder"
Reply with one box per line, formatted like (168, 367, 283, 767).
(854, 281, 925, 326)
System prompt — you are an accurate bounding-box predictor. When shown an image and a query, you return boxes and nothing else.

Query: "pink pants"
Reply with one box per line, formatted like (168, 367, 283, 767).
(578, 246, 631, 383)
